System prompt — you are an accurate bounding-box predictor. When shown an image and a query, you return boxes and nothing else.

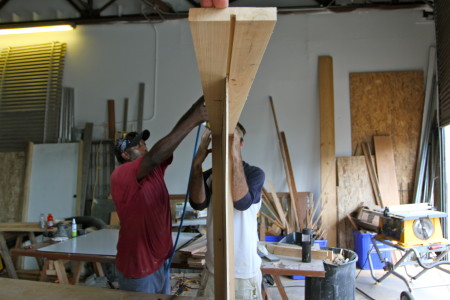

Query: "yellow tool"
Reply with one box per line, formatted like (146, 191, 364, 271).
(377, 203, 447, 247)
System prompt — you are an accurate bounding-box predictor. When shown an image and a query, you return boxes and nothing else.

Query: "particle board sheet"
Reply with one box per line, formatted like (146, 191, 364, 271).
(336, 156, 376, 250)
(0, 152, 26, 222)
(373, 135, 401, 207)
(350, 71, 424, 204)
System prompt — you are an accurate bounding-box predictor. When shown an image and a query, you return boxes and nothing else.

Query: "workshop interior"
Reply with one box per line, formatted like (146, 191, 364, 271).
(0, 0, 449, 300)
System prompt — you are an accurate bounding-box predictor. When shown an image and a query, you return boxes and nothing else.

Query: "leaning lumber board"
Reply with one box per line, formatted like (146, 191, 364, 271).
(319, 56, 337, 247)
(362, 142, 383, 207)
(179, 235, 207, 254)
(265, 243, 332, 260)
(373, 136, 400, 207)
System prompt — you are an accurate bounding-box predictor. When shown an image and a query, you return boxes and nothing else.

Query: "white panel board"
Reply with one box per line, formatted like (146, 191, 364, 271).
(38, 229, 199, 255)
(27, 143, 80, 222)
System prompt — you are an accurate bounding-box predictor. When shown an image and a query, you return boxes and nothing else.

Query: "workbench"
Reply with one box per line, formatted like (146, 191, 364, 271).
(261, 254, 325, 300)
(10, 229, 200, 284)
(10, 229, 326, 299)
(0, 277, 212, 300)
(0, 222, 55, 279)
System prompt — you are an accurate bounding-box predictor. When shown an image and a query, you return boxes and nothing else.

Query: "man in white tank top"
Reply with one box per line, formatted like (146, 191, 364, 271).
(189, 123, 265, 299)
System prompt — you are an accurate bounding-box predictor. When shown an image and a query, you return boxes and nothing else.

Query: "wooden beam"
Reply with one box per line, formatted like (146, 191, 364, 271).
(21, 142, 34, 222)
(123, 98, 128, 132)
(137, 83, 145, 133)
(318, 56, 337, 247)
(265, 243, 332, 260)
(189, 7, 276, 133)
(107, 100, 115, 139)
(211, 81, 234, 300)
(227, 10, 276, 131)
(362, 143, 384, 207)
(189, 8, 276, 300)
(280, 131, 301, 230)
(79, 123, 93, 215)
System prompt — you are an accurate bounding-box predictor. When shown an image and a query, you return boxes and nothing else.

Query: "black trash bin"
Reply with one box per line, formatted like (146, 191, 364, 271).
(305, 247, 358, 300)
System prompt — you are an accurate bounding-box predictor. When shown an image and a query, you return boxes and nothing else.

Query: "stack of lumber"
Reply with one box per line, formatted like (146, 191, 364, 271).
(264, 242, 332, 260)
(178, 235, 207, 268)
(336, 136, 402, 249)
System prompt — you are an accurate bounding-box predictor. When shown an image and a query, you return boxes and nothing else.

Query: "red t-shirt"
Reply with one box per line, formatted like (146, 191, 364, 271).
(110, 155, 173, 278)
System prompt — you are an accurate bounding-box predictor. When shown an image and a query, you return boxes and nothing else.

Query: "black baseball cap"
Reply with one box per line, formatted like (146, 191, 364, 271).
(114, 130, 150, 163)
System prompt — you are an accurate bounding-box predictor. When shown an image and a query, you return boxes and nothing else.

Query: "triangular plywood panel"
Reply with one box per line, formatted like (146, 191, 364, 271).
(189, 8, 276, 133)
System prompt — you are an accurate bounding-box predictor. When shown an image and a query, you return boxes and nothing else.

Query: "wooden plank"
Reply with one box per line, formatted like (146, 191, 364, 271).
(0, 232, 18, 279)
(268, 97, 298, 231)
(79, 123, 93, 216)
(280, 131, 301, 230)
(21, 142, 34, 222)
(227, 10, 276, 131)
(75, 141, 84, 216)
(189, 9, 230, 136)
(0, 277, 210, 299)
(362, 143, 383, 207)
(211, 85, 234, 300)
(137, 83, 145, 133)
(373, 135, 401, 206)
(267, 182, 290, 232)
(123, 97, 128, 131)
(350, 71, 424, 204)
(265, 243, 332, 260)
(189, 7, 276, 134)
(107, 100, 115, 139)
(319, 56, 337, 247)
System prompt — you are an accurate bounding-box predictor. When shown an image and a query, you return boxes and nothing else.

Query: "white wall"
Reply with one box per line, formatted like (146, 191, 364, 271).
(0, 8, 435, 199)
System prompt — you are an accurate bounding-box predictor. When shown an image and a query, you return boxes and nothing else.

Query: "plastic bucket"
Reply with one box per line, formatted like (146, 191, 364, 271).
(305, 247, 358, 300)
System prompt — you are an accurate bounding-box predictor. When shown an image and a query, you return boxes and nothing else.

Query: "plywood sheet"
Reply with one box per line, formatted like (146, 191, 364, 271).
(0, 152, 26, 222)
(337, 156, 377, 250)
(350, 71, 424, 204)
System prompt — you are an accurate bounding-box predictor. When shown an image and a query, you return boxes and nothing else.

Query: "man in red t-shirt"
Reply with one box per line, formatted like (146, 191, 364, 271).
(110, 97, 207, 293)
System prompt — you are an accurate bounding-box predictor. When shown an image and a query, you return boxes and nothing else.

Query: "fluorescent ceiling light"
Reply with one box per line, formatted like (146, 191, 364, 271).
(0, 24, 74, 35)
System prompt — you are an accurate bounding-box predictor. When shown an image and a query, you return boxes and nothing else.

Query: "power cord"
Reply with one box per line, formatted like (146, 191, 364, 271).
(167, 123, 204, 271)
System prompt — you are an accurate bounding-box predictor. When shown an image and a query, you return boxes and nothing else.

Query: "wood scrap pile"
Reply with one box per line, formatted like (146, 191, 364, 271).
(260, 182, 326, 240)
(262, 96, 326, 239)
(337, 136, 403, 249)
(178, 235, 207, 268)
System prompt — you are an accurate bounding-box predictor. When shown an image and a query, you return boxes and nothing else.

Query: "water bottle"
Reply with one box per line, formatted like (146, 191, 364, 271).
(39, 213, 46, 229)
(71, 218, 77, 237)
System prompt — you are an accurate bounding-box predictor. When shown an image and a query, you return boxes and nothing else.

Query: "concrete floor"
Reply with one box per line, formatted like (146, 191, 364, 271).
(264, 265, 450, 300)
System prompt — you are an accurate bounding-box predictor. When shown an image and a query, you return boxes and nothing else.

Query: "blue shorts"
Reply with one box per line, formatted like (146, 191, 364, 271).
(116, 261, 171, 294)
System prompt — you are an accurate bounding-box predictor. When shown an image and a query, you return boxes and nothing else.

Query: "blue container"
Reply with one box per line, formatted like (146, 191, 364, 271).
(353, 230, 390, 269)
(265, 235, 284, 242)
(292, 240, 328, 280)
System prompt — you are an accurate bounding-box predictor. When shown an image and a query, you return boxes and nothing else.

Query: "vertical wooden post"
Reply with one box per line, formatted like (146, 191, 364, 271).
(21, 142, 34, 222)
(319, 56, 337, 247)
(107, 100, 115, 139)
(211, 80, 234, 299)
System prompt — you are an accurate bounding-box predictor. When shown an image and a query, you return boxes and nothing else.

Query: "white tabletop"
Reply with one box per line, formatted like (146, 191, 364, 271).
(37, 229, 200, 256)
